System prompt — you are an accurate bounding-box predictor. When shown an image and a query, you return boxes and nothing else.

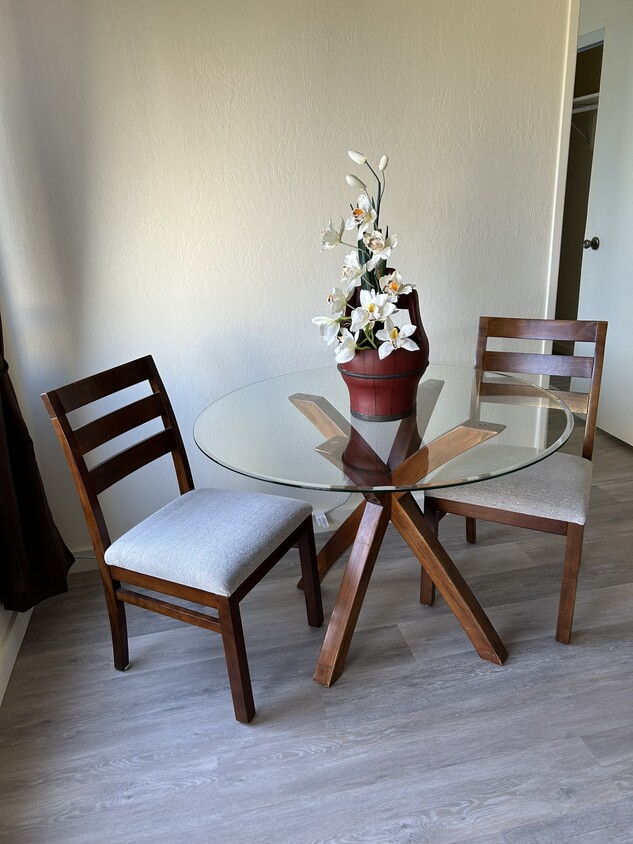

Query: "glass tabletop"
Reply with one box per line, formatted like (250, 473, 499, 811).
(193, 365, 574, 493)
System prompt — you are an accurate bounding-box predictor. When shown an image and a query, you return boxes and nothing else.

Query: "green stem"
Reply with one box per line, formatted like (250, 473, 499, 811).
(356, 323, 378, 350)
(365, 161, 382, 226)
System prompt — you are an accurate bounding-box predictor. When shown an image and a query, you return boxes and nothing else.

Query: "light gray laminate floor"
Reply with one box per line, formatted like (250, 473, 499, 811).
(1, 428, 632, 843)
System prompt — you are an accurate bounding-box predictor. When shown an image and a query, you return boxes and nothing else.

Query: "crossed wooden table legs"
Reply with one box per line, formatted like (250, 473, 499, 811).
(290, 391, 508, 688)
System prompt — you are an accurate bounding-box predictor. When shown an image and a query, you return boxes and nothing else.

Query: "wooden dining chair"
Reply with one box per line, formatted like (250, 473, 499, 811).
(422, 317, 607, 643)
(42, 355, 323, 723)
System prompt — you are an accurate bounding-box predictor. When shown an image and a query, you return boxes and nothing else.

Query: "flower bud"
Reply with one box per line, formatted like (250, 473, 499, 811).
(348, 150, 367, 165)
(346, 174, 367, 190)
(378, 155, 389, 172)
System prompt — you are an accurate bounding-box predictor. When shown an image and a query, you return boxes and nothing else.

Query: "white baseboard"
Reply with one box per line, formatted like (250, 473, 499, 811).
(313, 494, 361, 533)
(70, 551, 98, 573)
(0, 608, 32, 706)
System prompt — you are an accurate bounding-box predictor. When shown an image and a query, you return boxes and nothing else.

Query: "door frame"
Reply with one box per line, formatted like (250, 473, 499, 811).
(545, 0, 581, 319)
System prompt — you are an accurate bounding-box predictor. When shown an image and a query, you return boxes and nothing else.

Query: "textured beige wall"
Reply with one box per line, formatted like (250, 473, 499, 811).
(580, 0, 632, 32)
(0, 0, 575, 552)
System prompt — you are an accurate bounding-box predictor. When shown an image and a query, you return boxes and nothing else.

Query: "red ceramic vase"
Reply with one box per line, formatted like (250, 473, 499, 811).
(337, 290, 430, 421)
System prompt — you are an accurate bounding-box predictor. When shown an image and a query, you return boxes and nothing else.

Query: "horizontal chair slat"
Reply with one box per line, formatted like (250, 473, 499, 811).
(484, 351, 595, 378)
(75, 393, 165, 454)
(52, 356, 154, 412)
(484, 317, 600, 343)
(91, 429, 177, 493)
(549, 390, 589, 414)
(479, 382, 589, 414)
(479, 381, 552, 399)
(116, 588, 222, 633)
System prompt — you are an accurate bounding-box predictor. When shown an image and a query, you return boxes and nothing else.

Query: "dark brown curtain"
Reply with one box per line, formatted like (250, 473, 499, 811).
(0, 311, 73, 611)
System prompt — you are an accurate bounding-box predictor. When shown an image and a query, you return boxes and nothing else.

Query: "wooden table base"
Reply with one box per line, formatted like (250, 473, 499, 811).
(313, 497, 391, 686)
(289, 392, 508, 687)
(313, 491, 507, 687)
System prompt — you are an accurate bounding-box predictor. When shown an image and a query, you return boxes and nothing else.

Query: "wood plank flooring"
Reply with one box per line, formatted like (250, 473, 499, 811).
(1, 428, 632, 843)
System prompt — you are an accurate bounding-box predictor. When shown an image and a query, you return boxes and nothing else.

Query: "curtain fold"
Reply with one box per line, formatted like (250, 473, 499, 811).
(0, 311, 73, 611)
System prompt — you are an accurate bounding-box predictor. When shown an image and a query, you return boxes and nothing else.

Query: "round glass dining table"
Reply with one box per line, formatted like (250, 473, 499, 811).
(194, 364, 573, 687)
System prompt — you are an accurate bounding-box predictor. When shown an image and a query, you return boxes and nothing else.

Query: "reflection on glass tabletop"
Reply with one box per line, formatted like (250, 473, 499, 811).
(193, 365, 574, 494)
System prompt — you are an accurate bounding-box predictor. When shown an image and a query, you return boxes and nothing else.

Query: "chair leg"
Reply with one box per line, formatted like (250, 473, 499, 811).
(556, 522, 584, 644)
(103, 578, 130, 670)
(297, 519, 324, 628)
(466, 517, 477, 544)
(420, 501, 438, 606)
(420, 570, 436, 606)
(218, 597, 256, 723)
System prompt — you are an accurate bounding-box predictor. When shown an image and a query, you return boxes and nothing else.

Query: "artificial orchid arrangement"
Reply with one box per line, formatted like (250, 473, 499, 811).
(313, 150, 420, 364)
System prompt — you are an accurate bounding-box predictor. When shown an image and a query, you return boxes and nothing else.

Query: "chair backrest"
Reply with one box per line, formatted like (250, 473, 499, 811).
(475, 317, 607, 461)
(42, 355, 194, 562)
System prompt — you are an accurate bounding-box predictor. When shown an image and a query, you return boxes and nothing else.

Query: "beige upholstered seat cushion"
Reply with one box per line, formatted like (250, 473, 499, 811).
(104, 489, 311, 596)
(425, 451, 592, 525)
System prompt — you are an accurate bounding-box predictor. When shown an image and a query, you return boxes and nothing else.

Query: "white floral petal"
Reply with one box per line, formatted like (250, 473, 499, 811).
(378, 342, 394, 359)
(320, 218, 345, 250)
(348, 150, 367, 165)
(400, 338, 420, 352)
(339, 278, 355, 297)
(335, 347, 354, 364)
(346, 174, 366, 190)
(350, 310, 368, 332)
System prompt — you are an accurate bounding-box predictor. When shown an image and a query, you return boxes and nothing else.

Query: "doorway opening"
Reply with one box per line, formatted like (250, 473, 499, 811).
(554, 43, 603, 354)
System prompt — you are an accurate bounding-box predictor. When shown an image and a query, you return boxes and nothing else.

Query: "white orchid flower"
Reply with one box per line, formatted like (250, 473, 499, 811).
(320, 218, 345, 250)
(340, 251, 365, 294)
(312, 315, 340, 345)
(327, 287, 349, 316)
(376, 319, 420, 359)
(378, 155, 389, 172)
(348, 150, 367, 165)
(334, 328, 359, 364)
(345, 194, 377, 240)
(346, 174, 367, 190)
(363, 230, 397, 270)
(380, 269, 413, 301)
(350, 289, 397, 333)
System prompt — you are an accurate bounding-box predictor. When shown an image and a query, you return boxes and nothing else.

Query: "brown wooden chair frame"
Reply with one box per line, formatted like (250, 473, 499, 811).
(42, 355, 323, 723)
(423, 317, 607, 644)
